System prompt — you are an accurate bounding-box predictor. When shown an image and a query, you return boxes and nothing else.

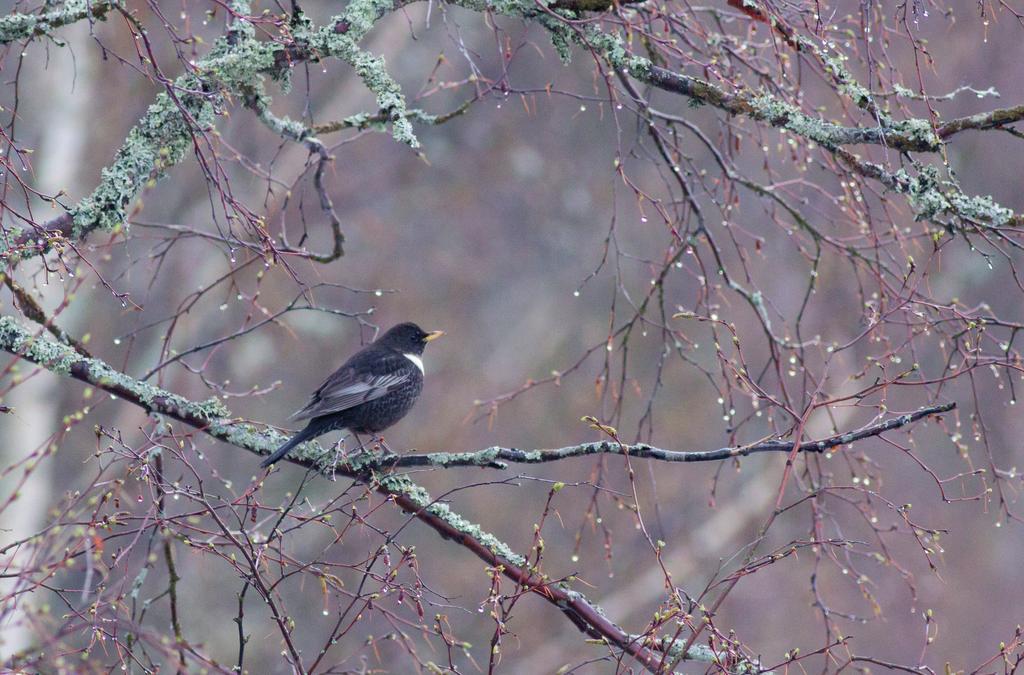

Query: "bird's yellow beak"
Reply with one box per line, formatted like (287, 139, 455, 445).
(424, 330, 445, 342)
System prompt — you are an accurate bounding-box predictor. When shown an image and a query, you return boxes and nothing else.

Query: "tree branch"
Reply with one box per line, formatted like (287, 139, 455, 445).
(5, 0, 1020, 266)
(0, 314, 758, 673)
(386, 402, 956, 469)
(0, 0, 118, 44)
(938, 103, 1024, 139)
(549, 0, 646, 11)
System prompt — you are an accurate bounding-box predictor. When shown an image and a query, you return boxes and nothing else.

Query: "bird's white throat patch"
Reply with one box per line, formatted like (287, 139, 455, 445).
(404, 353, 425, 374)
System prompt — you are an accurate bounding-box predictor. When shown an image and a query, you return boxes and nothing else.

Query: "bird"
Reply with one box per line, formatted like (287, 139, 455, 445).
(260, 322, 444, 468)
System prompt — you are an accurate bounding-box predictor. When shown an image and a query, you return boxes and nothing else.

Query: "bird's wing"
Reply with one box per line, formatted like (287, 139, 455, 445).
(290, 351, 413, 421)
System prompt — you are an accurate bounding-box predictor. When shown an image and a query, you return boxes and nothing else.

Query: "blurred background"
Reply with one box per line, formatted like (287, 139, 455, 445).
(2, 0, 1023, 671)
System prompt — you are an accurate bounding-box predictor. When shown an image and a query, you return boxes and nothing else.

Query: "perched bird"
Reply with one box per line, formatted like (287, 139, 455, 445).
(260, 322, 444, 468)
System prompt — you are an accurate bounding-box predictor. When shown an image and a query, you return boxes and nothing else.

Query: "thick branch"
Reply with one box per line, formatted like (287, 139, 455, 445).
(0, 0, 118, 44)
(0, 315, 751, 673)
(2, 0, 419, 263)
(8, 0, 1020, 265)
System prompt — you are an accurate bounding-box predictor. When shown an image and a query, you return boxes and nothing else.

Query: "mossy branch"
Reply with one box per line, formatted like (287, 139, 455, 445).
(8, 0, 1020, 265)
(3, 0, 420, 263)
(0, 314, 759, 673)
(448, 0, 1022, 232)
(0, 0, 118, 44)
(836, 150, 1023, 228)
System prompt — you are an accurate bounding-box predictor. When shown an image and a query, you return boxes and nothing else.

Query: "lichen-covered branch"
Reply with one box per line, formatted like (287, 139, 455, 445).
(0, 314, 757, 673)
(447, 0, 940, 152)
(311, 98, 475, 136)
(0, 0, 117, 44)
(6, 0, 1020, 265)
(386, 402, 955, 469)
(2, 0, 420, 262)
(442, 0, 1022, 232)
(0, 316, 229, 421)
(69, 83, 218, 238)
(835, 150, 1023, 227)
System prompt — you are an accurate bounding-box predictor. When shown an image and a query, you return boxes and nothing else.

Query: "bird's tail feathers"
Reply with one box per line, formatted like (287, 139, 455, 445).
(260, 425, 318, 468)
(287, 404, 315, 422)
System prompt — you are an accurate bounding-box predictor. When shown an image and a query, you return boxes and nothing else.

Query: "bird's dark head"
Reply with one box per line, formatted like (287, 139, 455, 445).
(375, 322, 444, 355)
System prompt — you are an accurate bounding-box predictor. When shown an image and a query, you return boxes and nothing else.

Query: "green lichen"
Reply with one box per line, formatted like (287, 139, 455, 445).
(243, 84, 314, 143)
(208, 420, 281, 453)
(561, 585, 766, 669)
(378, 472, 433, 505)
(260, 109, 313, 142)
(1, 314, 538, 579)
(948, 191, 1014, 226)
(0, 314, 298, 454)
(71, 88, 218, 236)
(892, 83, 915, 98)
(579, 29, 652, 78)
(52, 0, 422, 248)
(0, 316, 79, 374)
(428, 502, 528, 566)
(303, 0, 419, 148)
(0, 315, 228, 420)
(464, 0, 535, 17)
(746, 94, 843, 148)
(377, 471, 527, 566)
(895, 165, 1014, 226)
(426, 447, 502, 467)
(583, 31, 630, 67)
(550, 28, 574, 64)
(203, 41, 276, 84)
(0, 0, 116, 45)
(0, 226, 25, 263)
(626, 54, 652, 79)
(89, 358, 229, 418)
(818, 48, 875, 110)
(888, 118, 940, 150)
(639, 635, 763, 672)
(340, 111, 383, 131)
(0, 224, 76, 265)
